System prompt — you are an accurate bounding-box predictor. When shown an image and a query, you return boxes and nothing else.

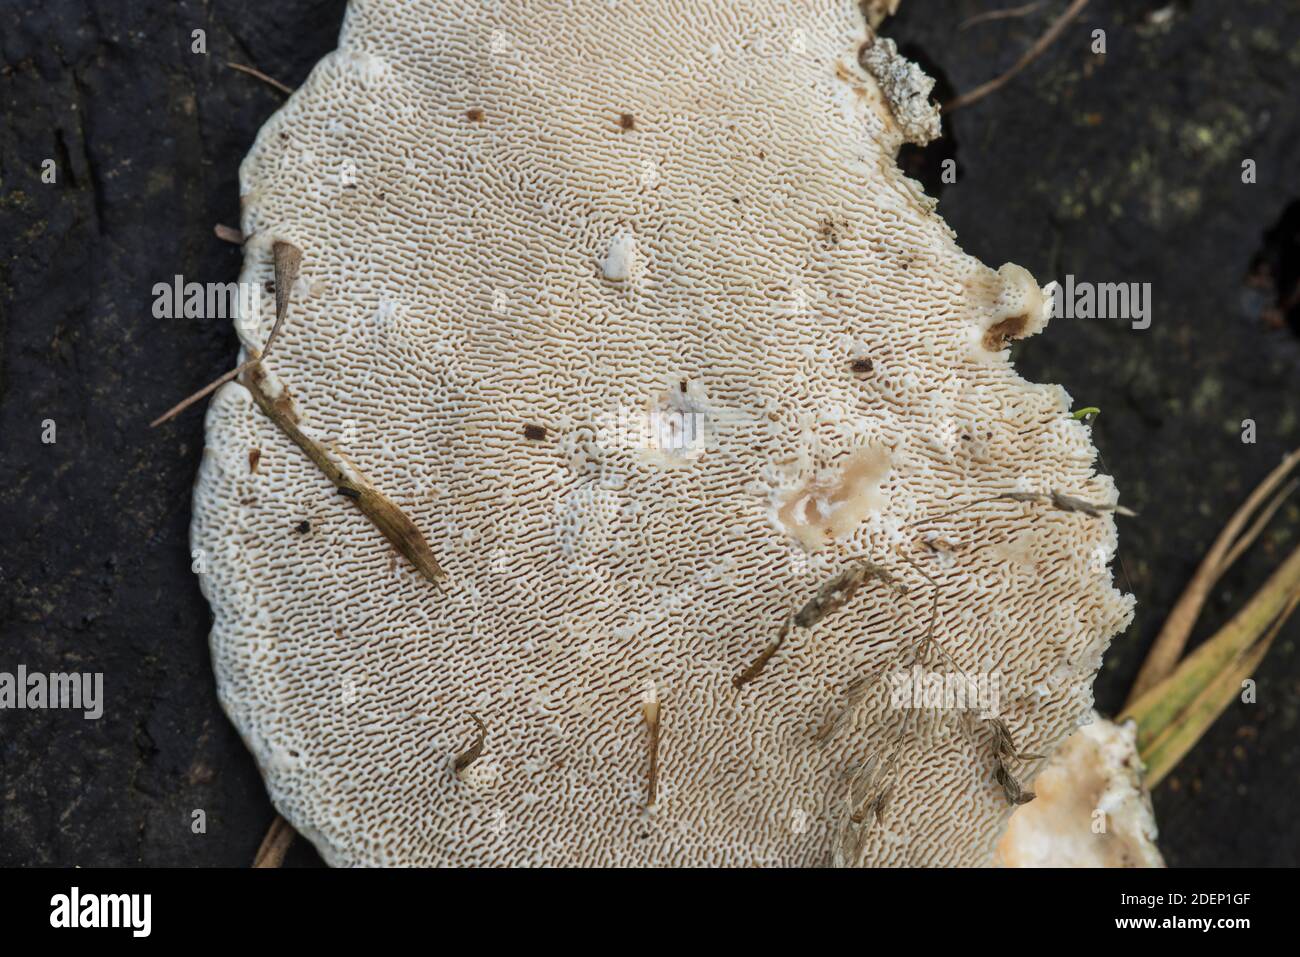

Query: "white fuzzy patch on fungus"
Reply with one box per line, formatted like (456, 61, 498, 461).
(599, 230, 638, 282)
(192, 0, 1132, 867)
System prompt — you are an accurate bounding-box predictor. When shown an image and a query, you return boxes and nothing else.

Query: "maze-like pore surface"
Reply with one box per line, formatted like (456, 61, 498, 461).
(192, 0, 1132, 866)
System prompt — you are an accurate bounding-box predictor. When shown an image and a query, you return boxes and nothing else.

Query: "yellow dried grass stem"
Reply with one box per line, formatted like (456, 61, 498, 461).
(1127, 449, 1300, 703)
(1123, 543, 1300, 785)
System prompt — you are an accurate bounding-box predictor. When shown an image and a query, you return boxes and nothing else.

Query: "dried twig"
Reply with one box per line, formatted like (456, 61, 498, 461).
(214, 223, 245, 244)
(1126, 448, 1300, 704)
(642, 684, 661, 807)
(150, 241, 302, 428)
(1124, 541, 1300, 774)
(252, 815, 295, 868)
(149, 364, 245, 428)
(243, 362, 449, 587)
(959, 1, 1045, 30)
(733, 616, 794, 690)
(906, 488, 1134, 529)
(1137, 592, 1298, 789)
(944, 0, 1092, 113)
(227, 61, 295, 96)
(453, 715, 487, 774)
(152, 242, 448, 586)
(734, 562, 904, 688)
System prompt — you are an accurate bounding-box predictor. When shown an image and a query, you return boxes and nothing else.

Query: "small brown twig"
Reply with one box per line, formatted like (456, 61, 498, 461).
(733, 616, 794, 689)
(150, 241, 302, 428)
(243, 362, 449, 587)
(214, 223, 245, 244)
(252, 815, 295, 868)
(452, 715, 487, 774)
(1126, 448, 1300, 705)
(959, 1, 1046, 30)
(151, 242, 449, 586)
(906, 488, 1134, 529)
(149, 363, 249, 428)
(642, 684, 661, 807)
(227, 61, 295, 96)
(733, 562, 904, 688)
(944, 0, 1091, 113)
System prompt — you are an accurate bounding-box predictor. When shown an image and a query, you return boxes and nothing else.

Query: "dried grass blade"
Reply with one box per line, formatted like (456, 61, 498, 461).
(252, 815, 295, 868)
(1127, 448, 1300, 703)
(1139, 593, 1298, 788)
(1123, 542, 1300, 756)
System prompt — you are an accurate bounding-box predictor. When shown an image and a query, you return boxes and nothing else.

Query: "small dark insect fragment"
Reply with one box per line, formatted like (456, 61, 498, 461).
(294, 520, 311, 534)
(453, 714, 488, 774)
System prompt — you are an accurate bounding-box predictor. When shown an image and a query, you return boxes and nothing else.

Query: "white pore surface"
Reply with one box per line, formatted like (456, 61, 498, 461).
(192, 0, 1133, 866)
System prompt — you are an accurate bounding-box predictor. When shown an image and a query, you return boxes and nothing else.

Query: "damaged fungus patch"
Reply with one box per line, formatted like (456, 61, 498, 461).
(982, 314, 1031, 352)
(191, 0, 1131, 867)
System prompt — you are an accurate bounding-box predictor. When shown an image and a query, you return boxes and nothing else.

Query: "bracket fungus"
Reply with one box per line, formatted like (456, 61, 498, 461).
(191, 0, 1132, 866)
